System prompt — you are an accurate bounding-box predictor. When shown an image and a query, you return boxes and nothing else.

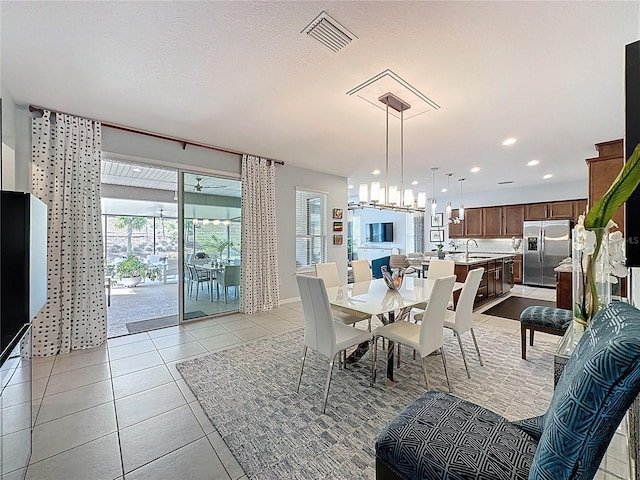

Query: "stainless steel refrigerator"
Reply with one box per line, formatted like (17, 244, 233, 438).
(523, 220, 571, 287)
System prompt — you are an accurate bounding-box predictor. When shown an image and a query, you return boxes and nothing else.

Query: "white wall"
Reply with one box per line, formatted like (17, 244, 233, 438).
(351, 208, 408, 254)
(276, 165, 347, 300)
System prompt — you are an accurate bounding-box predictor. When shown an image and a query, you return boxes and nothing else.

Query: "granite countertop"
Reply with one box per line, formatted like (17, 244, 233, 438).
(554, 262, 573, 272)
(423, 252, 517, 266)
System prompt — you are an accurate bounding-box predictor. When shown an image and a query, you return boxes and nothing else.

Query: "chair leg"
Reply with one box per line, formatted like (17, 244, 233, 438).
(195, 281, 199, 301)
(370, 340, 375, 387)
(296, 345, 307, 392)
(470, 328, 483, 366)
(455, 332, 471, 379)
(521, 324, 527, 360)
(530, 329, 535, 346)
(420, 356, 430, 390)
(397, 344, 401, 368)
(372, 336, 378, 384)
(322, 357, 335, 414)
(441, 347, 452, 393)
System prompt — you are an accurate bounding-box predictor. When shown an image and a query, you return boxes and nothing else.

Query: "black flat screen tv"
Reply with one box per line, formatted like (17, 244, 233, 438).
(367, 222, 394, 243)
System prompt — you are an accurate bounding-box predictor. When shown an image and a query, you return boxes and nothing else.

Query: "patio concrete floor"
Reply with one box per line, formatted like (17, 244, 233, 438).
(107, 279, 239, 338)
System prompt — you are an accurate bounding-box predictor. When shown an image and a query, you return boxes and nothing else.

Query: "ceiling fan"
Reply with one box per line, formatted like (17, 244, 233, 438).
(188, 177, 227, 192)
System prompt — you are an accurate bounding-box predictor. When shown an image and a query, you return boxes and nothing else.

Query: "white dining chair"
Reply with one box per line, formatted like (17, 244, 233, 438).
(316, 262, 370, 329)
(426, 259, 455, 279)
(295, 275, 374, 413)
(373, 275, 456, 391)
(351, 259, 372, 283)
(442, 267, 485, 378)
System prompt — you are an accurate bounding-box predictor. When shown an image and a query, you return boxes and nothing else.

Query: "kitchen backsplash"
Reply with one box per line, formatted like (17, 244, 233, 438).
(447, 237, 523, 255)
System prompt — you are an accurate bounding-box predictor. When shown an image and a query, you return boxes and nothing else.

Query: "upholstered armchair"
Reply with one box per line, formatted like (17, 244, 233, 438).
(375, 301, 640, 479)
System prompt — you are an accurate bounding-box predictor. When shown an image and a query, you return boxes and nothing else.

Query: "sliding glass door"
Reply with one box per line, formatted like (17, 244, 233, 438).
(182, 172, 241, 321)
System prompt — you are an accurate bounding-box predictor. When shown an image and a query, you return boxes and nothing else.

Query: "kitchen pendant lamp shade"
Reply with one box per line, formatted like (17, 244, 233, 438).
(430, 199, 437, 217)
(359, 184, 368, 203)
(446, 201, 452, 219)
(458, 178, 466, 220)
(430, 167, 438, 217)
(417, 192, 427, 209)
(445, 173, 453, 219)
(370, 182, 381, 203)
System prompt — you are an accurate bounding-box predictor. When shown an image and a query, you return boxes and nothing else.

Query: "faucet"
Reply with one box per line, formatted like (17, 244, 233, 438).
(465, 239, 478, 260)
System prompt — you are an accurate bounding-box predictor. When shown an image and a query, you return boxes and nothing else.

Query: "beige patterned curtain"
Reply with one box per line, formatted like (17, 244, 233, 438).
(240, 155, 279, 314)
(31, 110, 106, 356)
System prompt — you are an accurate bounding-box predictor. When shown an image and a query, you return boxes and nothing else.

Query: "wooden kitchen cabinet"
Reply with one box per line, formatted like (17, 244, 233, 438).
(549, 201, 574, 219)
(525, 203, 549, 220)
(448, 208, 464, 238)
(483, 207, 503, 237)
(586, 139, 624, 234)
(503, 205, 524, 236)
(556, 270, 572, 310)
(573, 199, 588, 224)
(464, 208, 483, 237)
(513, 255, 523, 284)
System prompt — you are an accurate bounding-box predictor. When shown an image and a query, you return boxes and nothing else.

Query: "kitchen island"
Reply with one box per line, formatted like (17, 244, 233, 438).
(422, 253, 516, 308)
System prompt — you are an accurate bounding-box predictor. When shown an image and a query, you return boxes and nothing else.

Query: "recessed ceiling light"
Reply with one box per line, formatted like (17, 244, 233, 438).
(543, 174, 553, 179)
(372, 169, 381, 175)
(411, 180, 419, 185)
(441, 188, 448, 193)
(502, 138, 517, 146)
(348, 184, 354, 189)
(132, 168, 142, 172)
(470, 167, 480, 173)
(527, 160, 540, 166)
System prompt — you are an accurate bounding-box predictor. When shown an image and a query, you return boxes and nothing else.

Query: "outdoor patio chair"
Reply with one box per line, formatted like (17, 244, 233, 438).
(186, 264, 210, 300)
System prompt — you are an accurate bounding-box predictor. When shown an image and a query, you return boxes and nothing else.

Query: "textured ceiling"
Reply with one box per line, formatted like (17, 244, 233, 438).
(2, 1, 639, 197)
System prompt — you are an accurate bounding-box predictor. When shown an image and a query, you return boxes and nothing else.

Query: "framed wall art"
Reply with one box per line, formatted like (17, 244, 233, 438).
(333, 235, 343, 245)
(431, 212, 444, 227)
(332, 208, 343, 219)
(333, 221, 343, 232)
(429, 230, 444, 242)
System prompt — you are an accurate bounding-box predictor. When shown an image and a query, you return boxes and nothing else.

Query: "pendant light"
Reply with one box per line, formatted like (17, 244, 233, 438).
(458, 178, 466, 220)
(445, 173, 453, 219)
(351, 92, 426, 213)
(430, 167, 438, 218)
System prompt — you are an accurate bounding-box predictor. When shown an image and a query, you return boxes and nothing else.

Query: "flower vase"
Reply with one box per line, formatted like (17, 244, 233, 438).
(572, 226, 611, 339)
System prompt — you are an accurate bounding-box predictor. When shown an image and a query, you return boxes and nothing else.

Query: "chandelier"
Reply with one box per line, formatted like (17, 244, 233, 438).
(351, 92, 427, 214)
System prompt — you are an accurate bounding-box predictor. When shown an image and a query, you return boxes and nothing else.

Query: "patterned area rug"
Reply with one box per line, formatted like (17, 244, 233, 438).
(177, 325, 557, 480)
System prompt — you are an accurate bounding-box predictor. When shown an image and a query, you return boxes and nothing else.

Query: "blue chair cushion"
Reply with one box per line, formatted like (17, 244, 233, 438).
(512, 415, 544, 441)
(375, 391, 537, 480)
(531, 301, 640, 479)
(520, 306, 572, 331)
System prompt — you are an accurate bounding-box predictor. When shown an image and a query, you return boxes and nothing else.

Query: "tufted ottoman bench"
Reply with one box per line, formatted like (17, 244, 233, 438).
(520, 305, 572, 359)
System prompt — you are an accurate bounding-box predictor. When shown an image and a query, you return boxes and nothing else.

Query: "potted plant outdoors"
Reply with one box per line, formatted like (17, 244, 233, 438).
(116, 255, 160, 287)
(190, 252, 210, 266)
(211, 235, 235, 262)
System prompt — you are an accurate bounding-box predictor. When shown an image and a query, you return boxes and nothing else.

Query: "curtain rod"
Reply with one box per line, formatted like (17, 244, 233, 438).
(28, 105, 284, 166)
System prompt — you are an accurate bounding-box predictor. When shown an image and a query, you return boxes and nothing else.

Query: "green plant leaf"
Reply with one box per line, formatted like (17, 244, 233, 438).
(585, 143, 640, 229)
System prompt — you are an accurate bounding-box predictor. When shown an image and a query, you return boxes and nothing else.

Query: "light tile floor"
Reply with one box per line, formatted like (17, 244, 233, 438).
(21, 286, 631, 480)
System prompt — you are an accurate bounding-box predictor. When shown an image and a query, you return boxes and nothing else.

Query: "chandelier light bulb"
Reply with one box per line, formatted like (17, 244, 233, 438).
(404, 189, 414, 207)
(417, 192, 427, 209)
(459, 205, 465, 220)
(359, 184, 368, 203)
(388, 185, 398, 205)
(370, 182, 381, 203)
(446, 201, 452, 219)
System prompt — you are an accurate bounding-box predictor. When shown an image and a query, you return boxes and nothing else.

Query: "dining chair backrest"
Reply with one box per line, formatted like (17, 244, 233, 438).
(453, 268, 484, 332)
(315, 262, 340, 288)
(419, 275, 456, 354)
(296, 275, 337, 358)
(222, 265, 241, 286)
(371, 256, 391, 279)
(351, 260, 372, 283)
(426, 259, 455, 279)
(389, 254, 410, 269)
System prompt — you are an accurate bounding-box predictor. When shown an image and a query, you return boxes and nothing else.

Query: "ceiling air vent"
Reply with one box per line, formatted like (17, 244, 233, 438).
(498, 181, 514, 185)
(301, 11, 357, 53)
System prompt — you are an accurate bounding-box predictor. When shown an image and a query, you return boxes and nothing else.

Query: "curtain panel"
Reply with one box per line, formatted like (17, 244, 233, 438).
(240, 155, 280, 314)
(31, 110, 106, 356)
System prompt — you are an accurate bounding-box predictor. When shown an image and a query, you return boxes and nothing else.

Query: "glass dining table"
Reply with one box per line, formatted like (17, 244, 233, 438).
(325, 277, 464, 386)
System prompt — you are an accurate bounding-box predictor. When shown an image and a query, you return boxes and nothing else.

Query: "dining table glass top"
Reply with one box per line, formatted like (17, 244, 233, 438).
(326, 277, 464, 316)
